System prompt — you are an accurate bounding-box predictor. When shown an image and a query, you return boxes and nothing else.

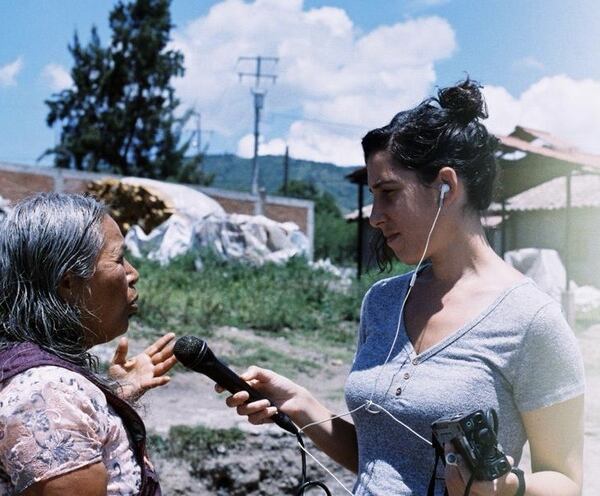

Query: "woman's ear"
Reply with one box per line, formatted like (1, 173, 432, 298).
(57, 272, 80, 304)
(436, 167, 460, 206)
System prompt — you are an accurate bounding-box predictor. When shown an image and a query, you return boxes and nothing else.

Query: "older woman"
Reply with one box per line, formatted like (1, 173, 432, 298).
(0, 193, 177, 496)
(220, 80, 584, 496)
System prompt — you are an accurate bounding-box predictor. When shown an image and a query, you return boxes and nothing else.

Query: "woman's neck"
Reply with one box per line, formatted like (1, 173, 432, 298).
(426, 219, 505, 286)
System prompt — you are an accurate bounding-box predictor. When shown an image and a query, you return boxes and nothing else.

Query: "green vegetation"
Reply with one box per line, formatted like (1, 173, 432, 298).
(135, 254, 356, 341)
(132, 254, 410, 368)
(147, 425, 246, 465)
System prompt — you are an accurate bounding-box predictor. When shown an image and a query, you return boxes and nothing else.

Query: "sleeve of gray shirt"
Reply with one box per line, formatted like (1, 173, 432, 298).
(511, 301, 585, 412)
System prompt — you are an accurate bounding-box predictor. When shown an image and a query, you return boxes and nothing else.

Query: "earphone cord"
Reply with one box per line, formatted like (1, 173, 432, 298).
(367, 197, 444, 407)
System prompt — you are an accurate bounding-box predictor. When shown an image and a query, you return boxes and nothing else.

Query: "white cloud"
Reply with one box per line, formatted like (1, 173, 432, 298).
(237, 120, 363, 165)
(42, 63, 72, 91)
(513, 56, 545, 71)
(237, 133, 287, 157)
(172, 0, 456, 165)
(0, 57, 23, 87)
(484, 75, 600, 154)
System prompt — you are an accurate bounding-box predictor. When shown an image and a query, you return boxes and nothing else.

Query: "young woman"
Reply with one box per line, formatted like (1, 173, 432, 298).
(219, 80, 584, 496)
(0, 193, 177, 495)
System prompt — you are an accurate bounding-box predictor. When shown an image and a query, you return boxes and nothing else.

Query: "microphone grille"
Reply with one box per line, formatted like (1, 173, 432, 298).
(174, 335, 206, 370)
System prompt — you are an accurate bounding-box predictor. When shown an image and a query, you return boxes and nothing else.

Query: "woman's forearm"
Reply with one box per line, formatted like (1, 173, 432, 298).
(507, 471, 581, 496)
(284, 386, 358, 473)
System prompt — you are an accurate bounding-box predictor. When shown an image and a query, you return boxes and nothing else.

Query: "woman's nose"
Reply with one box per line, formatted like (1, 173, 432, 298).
(125, 259, 139, 285)
(369, 201, 384, 229)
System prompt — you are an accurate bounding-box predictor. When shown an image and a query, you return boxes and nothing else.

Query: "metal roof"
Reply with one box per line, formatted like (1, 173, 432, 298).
(498, 133, 600, 173)
(497, 173, 600, 212)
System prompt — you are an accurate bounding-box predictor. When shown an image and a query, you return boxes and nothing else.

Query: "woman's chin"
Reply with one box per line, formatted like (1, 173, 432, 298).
(387, 246, 413, 265)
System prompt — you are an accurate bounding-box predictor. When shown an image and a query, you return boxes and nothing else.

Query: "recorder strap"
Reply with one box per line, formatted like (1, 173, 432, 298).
(427, 434, 449, 496)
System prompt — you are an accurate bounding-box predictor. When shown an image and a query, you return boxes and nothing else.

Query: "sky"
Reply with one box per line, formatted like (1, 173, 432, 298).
(1, 0, 600, 167)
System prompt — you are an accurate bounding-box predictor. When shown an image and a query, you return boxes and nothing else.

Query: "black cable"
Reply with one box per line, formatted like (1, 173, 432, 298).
(463, 473, 475, 496)
(294, 432, 333, 496)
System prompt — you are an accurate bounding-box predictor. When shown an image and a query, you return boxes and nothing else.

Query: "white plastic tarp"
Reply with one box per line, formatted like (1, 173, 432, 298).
(504, 247, 600, 316)
(120, 177, 225, 220)
(125, 213, 309, 267)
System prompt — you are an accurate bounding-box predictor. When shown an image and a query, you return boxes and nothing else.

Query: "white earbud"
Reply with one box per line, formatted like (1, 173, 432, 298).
(439, 183, 450, 206)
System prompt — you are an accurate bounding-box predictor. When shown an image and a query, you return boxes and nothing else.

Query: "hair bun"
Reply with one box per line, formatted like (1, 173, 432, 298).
(438, 78, 488, 122)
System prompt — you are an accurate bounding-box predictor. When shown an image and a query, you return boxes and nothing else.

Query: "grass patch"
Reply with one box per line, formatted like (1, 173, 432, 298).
(130, 254, 410, 372)
(148, 425, 246, 464)
(223, 340, 320, 377)
(132, 253, 409, 346)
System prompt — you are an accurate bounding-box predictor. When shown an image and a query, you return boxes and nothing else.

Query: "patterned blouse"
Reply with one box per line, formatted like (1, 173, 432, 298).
(0, 366, 142, 495)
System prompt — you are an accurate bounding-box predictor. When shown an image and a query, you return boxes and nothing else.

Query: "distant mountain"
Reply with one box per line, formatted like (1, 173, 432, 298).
(201, 154, 361, 213)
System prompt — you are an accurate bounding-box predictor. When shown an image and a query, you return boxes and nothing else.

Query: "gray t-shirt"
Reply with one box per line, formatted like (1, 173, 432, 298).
(345, 272, 585, 496)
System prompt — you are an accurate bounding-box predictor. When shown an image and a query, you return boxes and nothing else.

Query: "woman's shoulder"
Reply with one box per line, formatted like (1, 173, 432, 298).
(0, 365, 108, 414)
(358, 271, 414, 322)
(501, 278, 564, 321)
(0, 367, 119, 495)
(367, 271, 413, 297)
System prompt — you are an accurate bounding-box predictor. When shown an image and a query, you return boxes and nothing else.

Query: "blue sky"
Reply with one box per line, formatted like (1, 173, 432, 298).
(1, 0, 599, 166)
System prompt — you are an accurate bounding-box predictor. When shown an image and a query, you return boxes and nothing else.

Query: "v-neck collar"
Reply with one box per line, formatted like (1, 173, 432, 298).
(398, 275, 532, 364)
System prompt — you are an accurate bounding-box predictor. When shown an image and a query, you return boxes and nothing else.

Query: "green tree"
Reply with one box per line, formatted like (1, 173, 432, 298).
(44, 0, 212, 185)
(279, 180, 355, 264)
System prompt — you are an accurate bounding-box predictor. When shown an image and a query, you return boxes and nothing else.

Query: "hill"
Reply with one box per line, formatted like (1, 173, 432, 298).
(201, 154, 361, 213)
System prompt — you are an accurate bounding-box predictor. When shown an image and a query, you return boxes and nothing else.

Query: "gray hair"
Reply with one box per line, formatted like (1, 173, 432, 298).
(0, 192, 107, 368)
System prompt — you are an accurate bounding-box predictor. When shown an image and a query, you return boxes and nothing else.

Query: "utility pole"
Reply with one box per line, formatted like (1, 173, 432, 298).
(237, 56, 278, 197)
(283, 145, 289, 195)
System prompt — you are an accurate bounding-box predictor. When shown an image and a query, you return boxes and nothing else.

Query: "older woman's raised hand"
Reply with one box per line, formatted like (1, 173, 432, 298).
(108, 332, 178, 401)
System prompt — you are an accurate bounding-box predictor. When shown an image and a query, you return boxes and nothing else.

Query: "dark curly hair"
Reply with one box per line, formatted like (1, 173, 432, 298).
(361, 78, 499, 270)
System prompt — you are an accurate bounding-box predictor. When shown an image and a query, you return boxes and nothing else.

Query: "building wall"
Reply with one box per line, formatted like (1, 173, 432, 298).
(504, 208, 600, 287)
(0, 162, 314, 258)
(0, 169, 56, 201)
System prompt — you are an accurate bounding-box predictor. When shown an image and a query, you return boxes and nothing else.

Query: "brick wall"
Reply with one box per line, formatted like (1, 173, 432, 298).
(0, 162, 314, 257)
(0, 169, 55, 201)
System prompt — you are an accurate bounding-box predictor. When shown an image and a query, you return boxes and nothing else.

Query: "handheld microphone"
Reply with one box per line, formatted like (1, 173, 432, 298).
(173, 335, 298, 435)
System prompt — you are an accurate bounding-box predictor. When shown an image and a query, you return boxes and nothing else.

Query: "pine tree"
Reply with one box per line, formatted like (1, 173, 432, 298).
(44, 0, 212, 184)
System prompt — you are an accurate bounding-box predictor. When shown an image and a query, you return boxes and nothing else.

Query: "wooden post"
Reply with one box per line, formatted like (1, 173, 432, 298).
(357, 183, 364, 279)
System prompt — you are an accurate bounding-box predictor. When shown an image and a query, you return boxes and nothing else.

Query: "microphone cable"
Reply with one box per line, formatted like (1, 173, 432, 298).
(295, 432, 333, 496)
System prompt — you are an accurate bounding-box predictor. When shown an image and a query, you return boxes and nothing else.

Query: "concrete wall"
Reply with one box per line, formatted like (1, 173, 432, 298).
(504, 208, 600, 287)
(0, 161, 314, 259)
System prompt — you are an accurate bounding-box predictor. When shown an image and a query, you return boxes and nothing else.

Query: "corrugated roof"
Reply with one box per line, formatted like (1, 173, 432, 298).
(511, 126, 579, 153)
(498, 130, 600, 172)
(500, 173, 600, 212)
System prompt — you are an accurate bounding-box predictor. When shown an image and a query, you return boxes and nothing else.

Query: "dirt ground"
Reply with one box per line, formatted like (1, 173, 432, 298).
(109, 322, 599, 495)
